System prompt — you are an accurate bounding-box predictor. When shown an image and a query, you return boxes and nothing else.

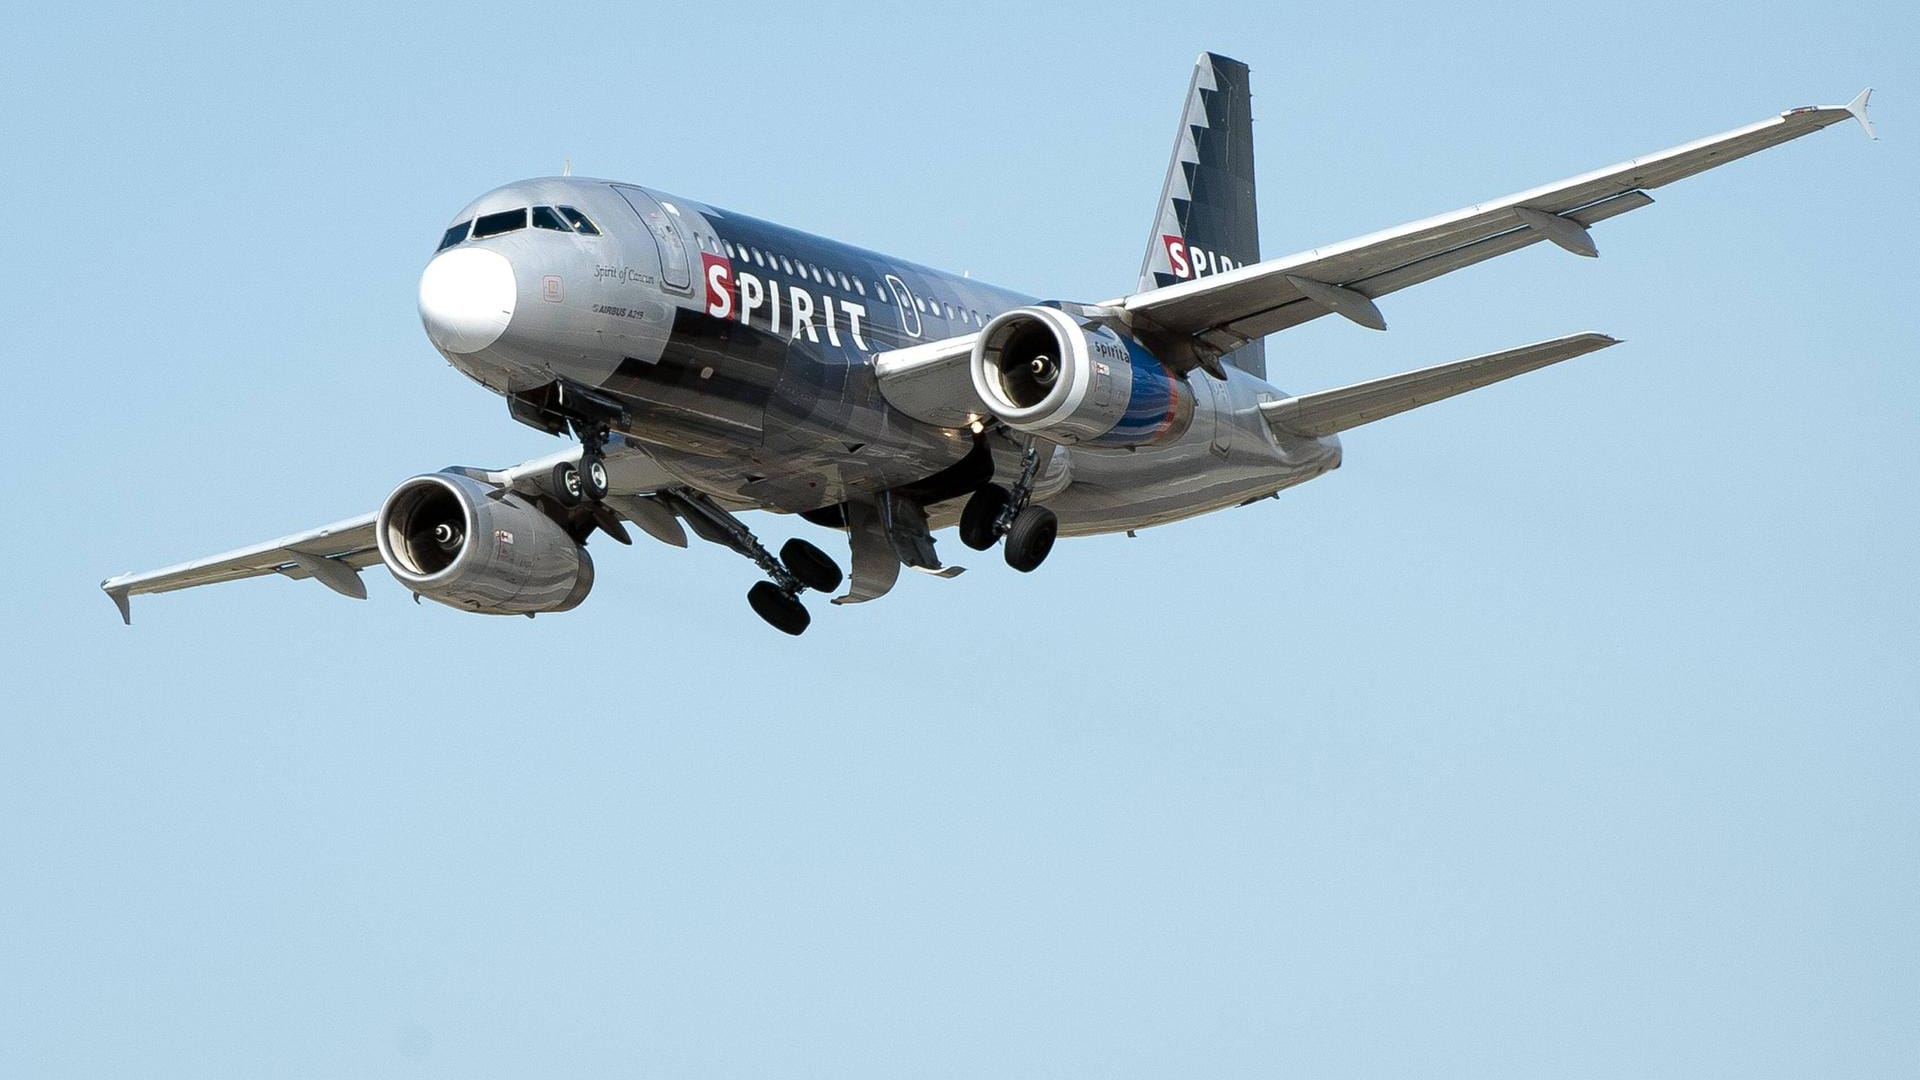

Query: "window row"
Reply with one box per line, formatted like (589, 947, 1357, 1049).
(706, 237, 988, 328)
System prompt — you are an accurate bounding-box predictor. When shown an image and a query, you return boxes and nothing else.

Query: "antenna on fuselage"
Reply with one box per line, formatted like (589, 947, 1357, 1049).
(563, 158, 572, 177)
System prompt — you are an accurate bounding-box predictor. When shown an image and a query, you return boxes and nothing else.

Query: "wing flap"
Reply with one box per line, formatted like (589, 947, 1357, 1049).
(871, 333, 986, 428)
(1260, 332, 1620, 438)
(1206, 192, 1655, 349)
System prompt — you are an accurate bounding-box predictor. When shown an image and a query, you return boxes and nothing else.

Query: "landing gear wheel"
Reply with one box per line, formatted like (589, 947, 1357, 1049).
(1003, 505, 1058, 573)
(748, 581, 811, 636)
(779, 538, 844, 593)
(959, 484, 1011, 551)
(581, 455, 610, 501)
(551, 462, 584, 507)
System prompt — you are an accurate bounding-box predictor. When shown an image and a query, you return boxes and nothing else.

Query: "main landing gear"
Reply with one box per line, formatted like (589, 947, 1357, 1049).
(662, 489, 844, 636)
(957, 443, 1058, 572)
(507, 380, 844, 634)
(737, 534, 843, 636)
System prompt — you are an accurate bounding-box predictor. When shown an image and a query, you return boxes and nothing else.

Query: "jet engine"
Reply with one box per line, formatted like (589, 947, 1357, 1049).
(969, 305, 1192, 447)
(375, 471, 594, 615)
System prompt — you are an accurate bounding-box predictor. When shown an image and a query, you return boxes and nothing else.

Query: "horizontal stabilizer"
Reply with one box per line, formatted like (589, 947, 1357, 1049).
(1259, 332, 1620, 438)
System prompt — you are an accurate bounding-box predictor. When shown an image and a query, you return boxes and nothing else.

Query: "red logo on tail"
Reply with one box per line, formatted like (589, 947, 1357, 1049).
(1162, 234, 1190, 278)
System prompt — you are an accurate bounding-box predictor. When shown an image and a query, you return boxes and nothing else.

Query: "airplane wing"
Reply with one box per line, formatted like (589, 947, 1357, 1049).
(100, 440, 678, 622)
(1259, 332, 1620, 438)
(100, 514, 384, 622)
(870, 332, 985, 428)
(1110, 92, 1875, 354)
(871, 93, 1870, 423)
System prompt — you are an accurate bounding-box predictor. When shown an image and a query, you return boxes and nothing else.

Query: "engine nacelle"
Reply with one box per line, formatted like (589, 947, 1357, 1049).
(970, 306, 1192, 446)
(375, 471, 594, 615)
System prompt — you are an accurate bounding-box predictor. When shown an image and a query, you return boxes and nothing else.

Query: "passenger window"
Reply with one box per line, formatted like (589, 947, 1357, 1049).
(854, 279, 866, 296)
(557, 206, 600, 235)
(531, 206, 572, 232)
(437, 221, 470, 251)
(472, 208, 528, 238)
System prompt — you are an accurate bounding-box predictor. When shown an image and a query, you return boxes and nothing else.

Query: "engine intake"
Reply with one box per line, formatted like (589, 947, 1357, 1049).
(970, 306, 1191, 446)
(376, 471, 594, 615)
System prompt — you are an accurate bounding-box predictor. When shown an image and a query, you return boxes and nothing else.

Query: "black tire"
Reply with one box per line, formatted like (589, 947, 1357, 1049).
(959, 484, 1011, 551)
(551, 462, 584, 507)
(779, 538, 843, 593)
(747, 581, 811, 636)
(581, 456, 610, 501)
(1003, 505, 1058, 573)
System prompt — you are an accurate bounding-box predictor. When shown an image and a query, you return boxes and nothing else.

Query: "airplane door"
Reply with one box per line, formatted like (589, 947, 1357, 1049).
(613, 186, 693, 295)
(1207, 376, 1232, 458)
(883, 274, 923, 339)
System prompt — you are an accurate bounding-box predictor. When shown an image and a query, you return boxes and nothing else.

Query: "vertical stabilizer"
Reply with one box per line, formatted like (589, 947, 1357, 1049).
(1137, 52, 1264, 378)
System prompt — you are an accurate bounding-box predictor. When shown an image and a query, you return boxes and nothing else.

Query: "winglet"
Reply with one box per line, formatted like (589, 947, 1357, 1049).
(1846, 88, 1877, 140)
(103, 582, 132, 625)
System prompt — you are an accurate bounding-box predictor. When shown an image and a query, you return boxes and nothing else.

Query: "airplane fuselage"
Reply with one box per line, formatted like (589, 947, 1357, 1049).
(418, 177, 1342, 537)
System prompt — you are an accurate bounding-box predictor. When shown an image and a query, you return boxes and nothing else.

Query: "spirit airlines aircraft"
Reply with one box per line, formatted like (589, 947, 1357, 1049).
(102, 55, 1875, 634)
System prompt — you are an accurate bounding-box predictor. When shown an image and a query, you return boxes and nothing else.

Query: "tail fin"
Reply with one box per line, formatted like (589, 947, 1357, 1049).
(1137, 52, 1265, 378)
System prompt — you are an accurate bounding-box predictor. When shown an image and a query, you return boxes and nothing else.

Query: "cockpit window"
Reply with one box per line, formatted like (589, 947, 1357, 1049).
(437, 220, 470, 251)
(531, 205, 572, 232)
(472, 208, 528, 239)
(557, 206, 600, 235)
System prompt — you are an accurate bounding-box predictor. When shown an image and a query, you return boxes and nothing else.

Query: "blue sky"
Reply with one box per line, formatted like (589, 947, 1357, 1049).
(3, 1, 1915, 1076)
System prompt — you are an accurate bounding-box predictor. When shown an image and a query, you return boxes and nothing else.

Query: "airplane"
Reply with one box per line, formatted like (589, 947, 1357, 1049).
(100, 54, 1876, 635)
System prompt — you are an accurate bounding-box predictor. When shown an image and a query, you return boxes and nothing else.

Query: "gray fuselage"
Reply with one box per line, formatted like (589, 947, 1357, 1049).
(418, 178, 1341, 536)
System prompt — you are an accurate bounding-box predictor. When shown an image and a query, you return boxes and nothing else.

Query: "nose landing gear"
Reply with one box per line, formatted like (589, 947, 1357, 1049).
(508, 379, 627, 507)
(548, 422, 615, 509)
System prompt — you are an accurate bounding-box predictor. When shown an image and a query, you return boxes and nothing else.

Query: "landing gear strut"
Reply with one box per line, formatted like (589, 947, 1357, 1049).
(661, 490, 845, 636)
(958, 443, 1058, 573)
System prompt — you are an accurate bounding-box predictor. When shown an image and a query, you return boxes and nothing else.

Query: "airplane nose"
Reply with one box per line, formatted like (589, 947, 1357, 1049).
(419, 247, 516, 354)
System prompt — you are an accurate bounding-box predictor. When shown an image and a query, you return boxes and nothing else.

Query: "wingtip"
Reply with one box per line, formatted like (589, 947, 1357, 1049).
(1846, 87, 1878, 140)
(103, 583, 132, 625)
